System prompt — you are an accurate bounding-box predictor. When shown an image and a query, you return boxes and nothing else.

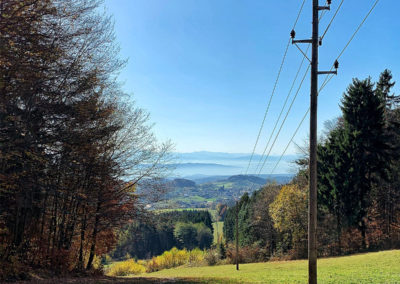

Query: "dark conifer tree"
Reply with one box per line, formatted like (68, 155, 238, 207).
(374, 70, 400, 245)
(318, 125, 350, 253)
(340, 78, 389, 249)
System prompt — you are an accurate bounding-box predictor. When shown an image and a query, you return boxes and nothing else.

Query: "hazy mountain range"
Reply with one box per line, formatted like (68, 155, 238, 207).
(169, 151, 299, 178)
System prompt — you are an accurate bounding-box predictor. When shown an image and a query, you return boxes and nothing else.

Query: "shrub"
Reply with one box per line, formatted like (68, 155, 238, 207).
(106, 259, 145, 276)
(204, 249, 219, 266)
(146, 247, 205, 272)
(226, 244, 270, 264)
(188, 248, 205, 265)
(218, 243, 226, 259)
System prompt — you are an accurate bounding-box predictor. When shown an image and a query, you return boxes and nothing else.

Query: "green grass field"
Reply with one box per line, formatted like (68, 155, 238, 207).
(136, 250, 400, 283)
(212, 221, 224, 244)
(155, 208, 217, 216)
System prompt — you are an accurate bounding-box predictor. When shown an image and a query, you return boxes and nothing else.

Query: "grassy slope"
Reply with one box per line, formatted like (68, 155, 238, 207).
(138, 250, 400, 283)
(212, 221, 224, 244)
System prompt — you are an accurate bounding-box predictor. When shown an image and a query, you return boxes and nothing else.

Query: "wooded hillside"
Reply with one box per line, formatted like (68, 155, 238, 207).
(224, 71, 400, 261)
(0, 0, 171, 280)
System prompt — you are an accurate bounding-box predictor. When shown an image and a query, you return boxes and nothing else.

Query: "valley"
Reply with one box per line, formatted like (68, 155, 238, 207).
(151, 174, 293, 209)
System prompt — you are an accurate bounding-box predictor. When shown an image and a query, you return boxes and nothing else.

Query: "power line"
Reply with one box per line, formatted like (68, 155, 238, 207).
(244, 38, 290, 174)
(268, 0, 381, 176)
(269, 70, 341, 175)
(270, 109, 309, 174)
(257, 64, 311, 175)
(268, 70, 336, 175)
(320, 0, 345, 41)
(320, 0, 380, 98)
(249, 51, 311, 185)
(254, 45, 310, 174)
(337, 0, 380, 61)
(245, 0, 307, 175)
(293, 0, 307, 30)
(269, 64, 335, 175)
(245, 64, 309, 192)
(268, 69, 337, 175)
(319, 73, 336, 92)
(246, 0, 380, 193)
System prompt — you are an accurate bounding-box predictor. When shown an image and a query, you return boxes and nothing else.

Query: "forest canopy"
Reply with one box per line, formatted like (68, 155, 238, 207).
(112, 210, 214, 260)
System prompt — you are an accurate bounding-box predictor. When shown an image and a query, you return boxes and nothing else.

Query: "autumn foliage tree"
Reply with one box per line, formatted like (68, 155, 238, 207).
(269, 184, 308, 258)
(0, 0, 171, 278)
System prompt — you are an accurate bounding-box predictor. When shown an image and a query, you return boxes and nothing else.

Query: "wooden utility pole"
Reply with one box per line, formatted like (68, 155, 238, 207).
(291, 1, 337, 283)
(308, 0, 319, 282)
(235, 200, 239, 271)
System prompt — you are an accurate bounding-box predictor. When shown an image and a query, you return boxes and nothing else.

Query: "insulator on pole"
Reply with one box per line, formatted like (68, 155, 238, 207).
(334, 60, 339, 69)
(290, 29, 296, 39)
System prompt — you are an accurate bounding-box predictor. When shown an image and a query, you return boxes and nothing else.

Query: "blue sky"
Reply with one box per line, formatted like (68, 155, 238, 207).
(104, 0, 399, 156)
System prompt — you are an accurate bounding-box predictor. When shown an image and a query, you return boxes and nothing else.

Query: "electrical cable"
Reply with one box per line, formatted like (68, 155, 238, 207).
(321, 0, 345, 40)
(244, 38, 290, 174)
(254, 45, 311, 174)
(319, 0, 380, 98)
(244, 0, 307, 174)
(257, 64, 311, 175)
(269, 0, 380, 175)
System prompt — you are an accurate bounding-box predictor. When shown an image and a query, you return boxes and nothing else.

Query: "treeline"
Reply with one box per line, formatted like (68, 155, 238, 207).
(112, 210, 214, 259)
(0, 0, 171, 279)
(224, 70, 400, 261)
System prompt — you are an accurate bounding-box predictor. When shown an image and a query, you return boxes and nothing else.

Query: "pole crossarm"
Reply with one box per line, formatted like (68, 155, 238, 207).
(292, 39, 312, 44)
(318, 70, 337, 75)
(318, 6, 330, 10)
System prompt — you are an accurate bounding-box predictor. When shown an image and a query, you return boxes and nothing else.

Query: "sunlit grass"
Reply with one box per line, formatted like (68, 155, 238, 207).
(212, 221, 224, 244)
(137, 250, 400, 283)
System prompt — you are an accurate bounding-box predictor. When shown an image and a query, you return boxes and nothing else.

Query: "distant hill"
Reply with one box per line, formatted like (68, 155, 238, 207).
(227, 174, 265, 184)
(171, 178, 196, 188)
(169, 163, 237, 169)
(188, 174, 293, 185)
(184, 175, 229, 184)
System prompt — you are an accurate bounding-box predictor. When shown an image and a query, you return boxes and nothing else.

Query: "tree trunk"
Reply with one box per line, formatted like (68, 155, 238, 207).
(336, 212, 342, 255)
(360, 219, 367, 250)
(86, 200, 101, 270)
(78, 212, 86, 270)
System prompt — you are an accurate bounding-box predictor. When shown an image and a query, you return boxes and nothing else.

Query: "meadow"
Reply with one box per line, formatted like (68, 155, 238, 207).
(212, 221, 224, 243)
(134, 250, 400, 283)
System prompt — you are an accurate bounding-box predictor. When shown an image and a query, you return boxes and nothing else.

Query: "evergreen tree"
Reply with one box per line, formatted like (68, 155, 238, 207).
(377, 69, 398, 109)
(337, 78, 389, 248)
(375, 70, 400, 244)
(318, 124, 351, 253)
(223, 205, 235, 242)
